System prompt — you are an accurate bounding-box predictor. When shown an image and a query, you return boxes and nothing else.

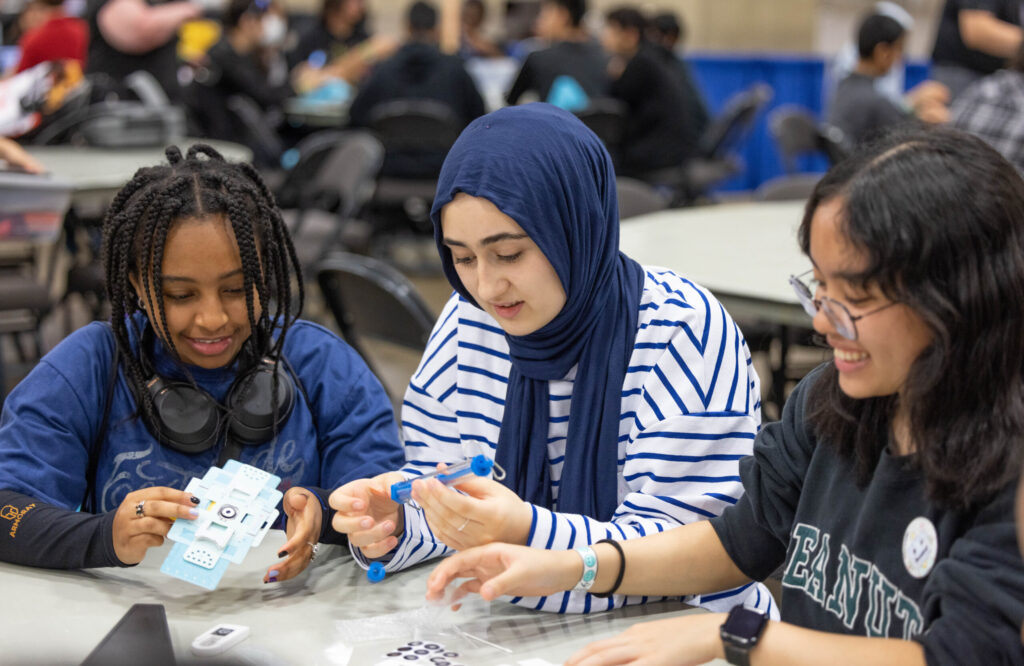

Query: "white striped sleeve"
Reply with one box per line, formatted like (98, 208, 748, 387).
(348, 295, 461, 573)
(514, 273, 776, 616)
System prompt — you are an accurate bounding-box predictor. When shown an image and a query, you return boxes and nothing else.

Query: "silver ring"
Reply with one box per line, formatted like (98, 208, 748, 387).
(135, 500, 146, 518)
(308, 542, 319, 562)
(457, 518, 470, 532)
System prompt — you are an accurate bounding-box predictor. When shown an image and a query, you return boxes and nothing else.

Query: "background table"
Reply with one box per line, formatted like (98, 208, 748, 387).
(620, 201, 816, 410)
(0, 531, 729, 665)
(25, 140, 254, 218)
(619, 200, 810, 327)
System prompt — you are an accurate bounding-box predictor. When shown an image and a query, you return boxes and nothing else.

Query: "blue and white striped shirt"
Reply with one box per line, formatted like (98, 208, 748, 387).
(355, 268, 775, 616)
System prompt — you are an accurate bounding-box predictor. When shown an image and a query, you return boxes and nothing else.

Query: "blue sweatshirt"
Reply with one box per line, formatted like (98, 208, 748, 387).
(0, 318, 404, 568)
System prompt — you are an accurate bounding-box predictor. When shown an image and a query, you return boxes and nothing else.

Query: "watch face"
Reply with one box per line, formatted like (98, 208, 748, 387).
(723, 607, 768, 639)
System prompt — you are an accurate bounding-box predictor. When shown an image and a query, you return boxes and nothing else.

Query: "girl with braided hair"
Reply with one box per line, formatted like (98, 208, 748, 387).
(0, 144, 404, 584)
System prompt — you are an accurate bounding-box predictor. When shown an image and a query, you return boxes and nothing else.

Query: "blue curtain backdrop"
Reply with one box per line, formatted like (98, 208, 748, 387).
(687, 54, 930, 192)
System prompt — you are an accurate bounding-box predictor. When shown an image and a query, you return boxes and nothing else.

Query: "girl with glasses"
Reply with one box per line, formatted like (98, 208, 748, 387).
(425, 127, 1024, 664)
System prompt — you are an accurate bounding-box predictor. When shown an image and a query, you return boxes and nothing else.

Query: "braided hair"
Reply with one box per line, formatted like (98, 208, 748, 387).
(101, 143, 303, 422)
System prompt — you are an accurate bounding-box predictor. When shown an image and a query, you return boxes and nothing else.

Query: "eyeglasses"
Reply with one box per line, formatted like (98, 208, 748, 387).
(788, 270, 896, 341)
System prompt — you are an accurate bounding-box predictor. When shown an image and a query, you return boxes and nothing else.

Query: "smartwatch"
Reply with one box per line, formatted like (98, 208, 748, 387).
(719, 605, 769, 666)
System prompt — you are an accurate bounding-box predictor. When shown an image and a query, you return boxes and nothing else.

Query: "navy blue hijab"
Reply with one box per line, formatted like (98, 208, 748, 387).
(430, 103, 645, 522)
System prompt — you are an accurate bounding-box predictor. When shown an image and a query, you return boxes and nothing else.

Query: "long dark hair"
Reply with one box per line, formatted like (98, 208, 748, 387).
(799, 127, 1024, 511)
(100, 144, 303, 421)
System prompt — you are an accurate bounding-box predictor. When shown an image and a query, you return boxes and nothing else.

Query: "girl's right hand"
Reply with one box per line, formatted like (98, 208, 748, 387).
(425, 542, 581, 605)
(328, 472, 406, 559)
(111, 488, 200, 565)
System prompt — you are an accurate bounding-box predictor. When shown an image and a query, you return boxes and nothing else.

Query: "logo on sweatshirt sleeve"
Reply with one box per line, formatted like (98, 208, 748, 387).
(2, 503, 36, 538)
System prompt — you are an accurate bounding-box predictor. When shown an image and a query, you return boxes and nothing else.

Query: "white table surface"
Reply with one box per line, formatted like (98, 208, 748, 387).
(0, 531, 728, 666)
(619, 201, 812, 327)
(25, 139, 253, 216)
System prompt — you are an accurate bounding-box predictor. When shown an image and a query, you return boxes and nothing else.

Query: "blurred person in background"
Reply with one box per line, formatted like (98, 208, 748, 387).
(348, 0, 485, 177)
(931, 0, 1024, 99)
(459, 0, 502, 58)
(827, 1, 914, 108)
(190, 0, 292, 145)
(0, 136, 44, 172)
(85, 0, 210, 103)
(646, 11, 708, 150)
(830, 13, 949, 146)
(14, 0, 88, 73)
(505, 0, 606, 105)
(602, 6, 694, 176)
(286, 0, 393, 92)
(952, 41, 1024, 172)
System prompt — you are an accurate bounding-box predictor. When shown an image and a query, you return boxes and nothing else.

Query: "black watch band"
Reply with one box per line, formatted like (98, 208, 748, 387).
(723, 641, 752, 666)
(720, 605, 768, 666)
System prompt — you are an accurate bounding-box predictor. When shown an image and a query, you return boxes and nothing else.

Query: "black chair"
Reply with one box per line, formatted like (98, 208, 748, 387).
(273, 129, 350, 212)
(279, 130, 385, 268)
(226, 94, 287, 170)
(0, 171, 72, 402)
(753, 173, 822, 202)
(0, 267, 54, 398)
(769, 105, 849, 174)
(315, 252, 436, 402)
(645, 83, 774, 206)
(574, 98, 627, 168)
(368, 99, 463, 231)
(616, 177, 669, 220)
(57, 208, 108, 336)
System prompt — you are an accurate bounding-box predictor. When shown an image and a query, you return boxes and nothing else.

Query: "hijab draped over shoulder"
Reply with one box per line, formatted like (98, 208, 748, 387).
(430, 103, 645, 521)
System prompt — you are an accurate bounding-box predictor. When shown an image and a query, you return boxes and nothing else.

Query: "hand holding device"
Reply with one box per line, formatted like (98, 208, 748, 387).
(389, 456, 494, 503)
(410, 462, 530, 551)
(111, 487, 199, 565)
(329, 471, 406, 559)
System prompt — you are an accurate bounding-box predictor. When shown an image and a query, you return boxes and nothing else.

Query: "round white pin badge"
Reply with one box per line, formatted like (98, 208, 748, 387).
(902, 516, 938, 579)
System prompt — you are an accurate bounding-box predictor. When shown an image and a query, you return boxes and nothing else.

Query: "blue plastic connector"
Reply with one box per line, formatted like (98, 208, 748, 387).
(388, 455, 495, 504)
(367, 561, 386, 583)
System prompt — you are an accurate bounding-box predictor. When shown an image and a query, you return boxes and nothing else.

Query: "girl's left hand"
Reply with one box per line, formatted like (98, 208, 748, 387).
(411, 473, 532, 551)
(565, 614, 726, 666)
(263, 487, 323, 584)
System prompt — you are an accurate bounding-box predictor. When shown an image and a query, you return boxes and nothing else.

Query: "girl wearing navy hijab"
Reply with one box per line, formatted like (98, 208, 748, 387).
(330, 103, 774, 615)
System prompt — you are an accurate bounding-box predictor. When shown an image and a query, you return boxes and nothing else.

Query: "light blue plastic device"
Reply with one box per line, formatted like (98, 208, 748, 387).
(388, 455, 494, 504)
(160, 460, 283, 590)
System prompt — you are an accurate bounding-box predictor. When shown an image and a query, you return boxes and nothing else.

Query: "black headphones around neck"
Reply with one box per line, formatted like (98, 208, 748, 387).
(132, 327, 296, 454)
(141, 357, 295, 454)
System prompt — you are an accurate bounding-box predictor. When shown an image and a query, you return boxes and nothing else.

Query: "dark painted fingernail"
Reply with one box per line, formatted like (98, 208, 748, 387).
(268, 576, 278, 583)
(277, 550, 288, 558)
(190, 496, 200, 504)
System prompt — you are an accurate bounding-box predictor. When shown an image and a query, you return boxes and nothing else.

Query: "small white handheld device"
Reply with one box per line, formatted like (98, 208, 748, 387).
(190, 624, 250, 657)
